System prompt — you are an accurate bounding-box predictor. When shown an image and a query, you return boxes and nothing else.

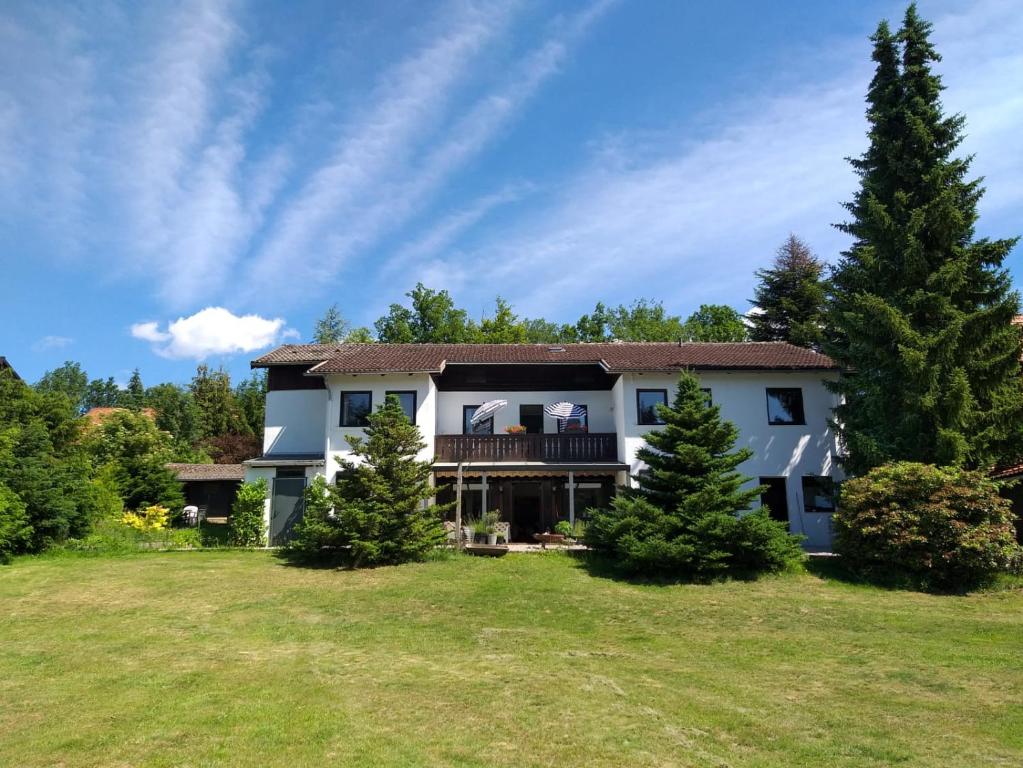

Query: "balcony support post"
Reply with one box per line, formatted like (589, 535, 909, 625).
(568, 470, 576, 526)
(481, 471, 488, 513)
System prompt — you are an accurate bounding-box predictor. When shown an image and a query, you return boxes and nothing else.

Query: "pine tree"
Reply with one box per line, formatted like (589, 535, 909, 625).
(126, 369, 145, 409)
(587, 372, 802, 576)
(313, 304, 350, 344)
(749, 235, 827, 348)
(293, 395, 449, 566)
(827, 4, 1022, 475)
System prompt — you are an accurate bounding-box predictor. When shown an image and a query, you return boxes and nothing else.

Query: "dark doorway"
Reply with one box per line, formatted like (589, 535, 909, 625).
(759, 477, 789, 530)
(271, 472, 306, 545)
(519, 404, 543, 434)
(511, 481, 543, 541)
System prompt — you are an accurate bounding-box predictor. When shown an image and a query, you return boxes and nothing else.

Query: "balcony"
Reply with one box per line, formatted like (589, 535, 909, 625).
(434, 433, 618, 463)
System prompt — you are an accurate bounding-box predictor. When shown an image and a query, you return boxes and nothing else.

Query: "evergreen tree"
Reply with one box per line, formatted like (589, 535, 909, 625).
(681, 304, 748, 342)
(749, 235, 827, 348)
(234, 371, 267, 437)
(827, 4, 1022, 475)
(189, 365, 250, 440)
(126, 369, 145, 408)
(587, 372, 802, 577)
(313, 304, 350, 344)
(145, 383, 201, 446)
(83, 377, 125, 410)
(291, 395, 449, 566)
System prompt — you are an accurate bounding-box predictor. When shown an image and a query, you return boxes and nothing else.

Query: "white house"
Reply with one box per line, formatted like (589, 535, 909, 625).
(244, 342, 842, 549)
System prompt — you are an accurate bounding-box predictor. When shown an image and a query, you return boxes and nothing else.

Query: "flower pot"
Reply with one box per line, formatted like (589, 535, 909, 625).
(487, 533, 498, 546)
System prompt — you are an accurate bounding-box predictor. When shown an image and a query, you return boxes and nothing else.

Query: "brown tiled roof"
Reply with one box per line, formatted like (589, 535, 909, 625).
(253, 342, 836, 374)
(84, 406, 157, 427)
(166, 463, 246, 482)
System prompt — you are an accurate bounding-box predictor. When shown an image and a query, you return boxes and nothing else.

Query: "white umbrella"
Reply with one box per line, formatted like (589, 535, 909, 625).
(544, 401, 586, 420)
(471, 399, 508, 425)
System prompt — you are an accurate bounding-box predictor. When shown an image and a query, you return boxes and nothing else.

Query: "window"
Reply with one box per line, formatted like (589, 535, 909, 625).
(463, 405, 493, 435)
(766, 388, 805, 425)
(519, 404, 543, 434)
(637, 389, 668, 425)
(385, 390, 417, 424)
(558, 404, 588, 433)
(802, 476, 835, 513)
(340, 391, 372, 427)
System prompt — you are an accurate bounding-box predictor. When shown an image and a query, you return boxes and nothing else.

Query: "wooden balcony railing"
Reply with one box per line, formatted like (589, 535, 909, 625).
(434, 433, 618, 463)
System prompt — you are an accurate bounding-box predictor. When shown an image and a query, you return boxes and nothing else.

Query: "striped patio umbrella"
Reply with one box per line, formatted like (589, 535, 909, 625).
(471, 399, 508, 425)
(543, 401, 586, 421)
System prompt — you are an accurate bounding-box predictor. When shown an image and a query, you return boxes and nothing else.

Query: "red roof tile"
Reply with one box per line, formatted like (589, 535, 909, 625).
(253, 342, 837, 375)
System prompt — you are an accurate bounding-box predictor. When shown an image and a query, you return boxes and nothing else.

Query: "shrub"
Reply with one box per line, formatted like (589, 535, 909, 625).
(0, 482, 31, 564)
(230, 479, 267, 547)
(586, 373, 804, 578)
(288, 475, 344, 559)
(834, 462, 1022, 590)
(122, 504, 169, 532)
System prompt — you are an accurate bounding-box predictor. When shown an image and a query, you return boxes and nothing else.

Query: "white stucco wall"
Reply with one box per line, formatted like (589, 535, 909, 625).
(263, 390, 328, 455)
(435, 390, 615, 435)
(324, 373, 437, 479)
(619, 371, 842, 548)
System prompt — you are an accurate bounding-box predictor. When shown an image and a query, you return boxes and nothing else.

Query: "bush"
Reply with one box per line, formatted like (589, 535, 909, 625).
(230, 479, 267, 547)
(834, 462, 1022, 590)
(122, 504, 169, 532)
(288, 475, 344, 560)
(0, 482, 31, 564)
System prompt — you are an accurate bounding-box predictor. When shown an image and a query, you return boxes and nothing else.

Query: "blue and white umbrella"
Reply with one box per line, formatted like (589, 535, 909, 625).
(471, 399, 508, 425)
(544, 401, 586, 421)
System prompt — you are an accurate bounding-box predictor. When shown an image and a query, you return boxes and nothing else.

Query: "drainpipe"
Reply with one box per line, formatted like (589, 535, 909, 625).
(568, 470, 576, 526)
(455, 461, 464, 550)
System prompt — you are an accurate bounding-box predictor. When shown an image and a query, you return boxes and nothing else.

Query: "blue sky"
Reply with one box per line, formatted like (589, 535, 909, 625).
(1, 0, 1020, 388)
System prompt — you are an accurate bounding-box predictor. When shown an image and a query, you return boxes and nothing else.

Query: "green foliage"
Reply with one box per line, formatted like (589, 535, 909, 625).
(0, 371, 97, 551)
(586, 372, 803, 577)
(749, 235, 827, 348)
(375, 283, 474, 343)
(827, 5, 1023, 475)
(125, 369, 145, 409)
(230, 479, 267, 547)
(81, 410, 185, 512)
(474, 298, 528, 343)
(834, 462, 1021, 590)
(145, 382, 201, 446)
(0, 482, 31, 563)
(681, 304, 748, 342)
(34, 361, 88, 413)
(289, 396, 449, 567)
(190, 365, 251, 440)
(233, 372, 266, 440)
(312, 304, 374, 344)
(83, 377, 128, 410)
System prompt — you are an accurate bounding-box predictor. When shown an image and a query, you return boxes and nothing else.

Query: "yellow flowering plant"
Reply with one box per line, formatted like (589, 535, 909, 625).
(122, 504, 170, 532)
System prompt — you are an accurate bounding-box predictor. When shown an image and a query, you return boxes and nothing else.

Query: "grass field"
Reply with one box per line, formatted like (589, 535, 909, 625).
(2, 551, 1022, 767)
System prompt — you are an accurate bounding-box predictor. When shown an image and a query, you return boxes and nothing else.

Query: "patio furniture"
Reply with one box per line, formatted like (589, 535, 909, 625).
(494, 521, 511, 544)
(182, 505, 199, 526)
(532, 532, 567, 549)
(464, 543, 509, 557)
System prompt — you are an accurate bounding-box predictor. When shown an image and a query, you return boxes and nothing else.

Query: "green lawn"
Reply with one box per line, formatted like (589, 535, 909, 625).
(1, 552, 1021, 767)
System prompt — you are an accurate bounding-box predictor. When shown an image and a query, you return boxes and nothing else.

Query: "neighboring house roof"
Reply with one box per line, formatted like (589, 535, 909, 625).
(0, 356, 20, 381)
(166, 463, 246, 482)
(84, 406, 157, 427)
(252, 341, 837, 375)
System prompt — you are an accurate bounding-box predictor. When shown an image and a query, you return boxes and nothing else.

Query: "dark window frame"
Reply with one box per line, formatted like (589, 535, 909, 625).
(557, 404, 588, 434)
(519, 404, 544, 434)
(385, 390, 417, 425)
(636, 389, 668, 425)
(340, 391, 373, 427)
(801, 476, 836, 513)
(766, 387, 806, 426)
(463, 405, 493, 435)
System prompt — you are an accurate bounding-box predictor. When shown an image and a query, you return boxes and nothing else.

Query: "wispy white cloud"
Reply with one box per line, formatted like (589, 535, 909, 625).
(441, 0, 1023, 319)
(131, 307, 289, 360)
(33, 335, 74, 352)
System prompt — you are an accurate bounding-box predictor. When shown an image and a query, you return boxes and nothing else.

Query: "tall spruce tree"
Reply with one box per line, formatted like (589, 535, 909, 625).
(586, 372, 802, 577)
(828, 4, 1022, 475)
(749, 235, 827, 348)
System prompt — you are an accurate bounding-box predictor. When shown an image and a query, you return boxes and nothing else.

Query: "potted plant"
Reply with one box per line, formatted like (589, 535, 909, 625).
(505, 424, 527, 434)
(470, 517, 489, 544)
(483, 510, 501, 545)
